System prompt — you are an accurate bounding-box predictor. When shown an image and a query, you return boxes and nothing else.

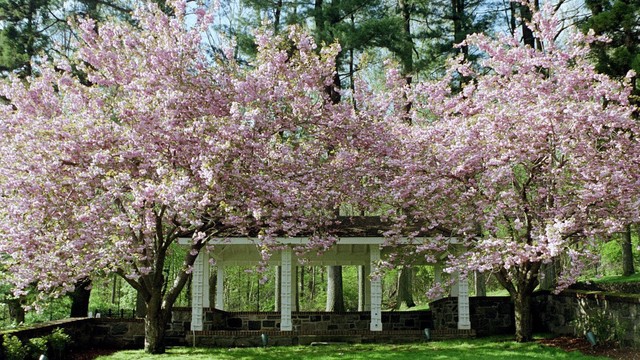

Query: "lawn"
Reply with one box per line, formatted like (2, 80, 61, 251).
(593, 273, 640, 284)
(94, 337, 607, 360)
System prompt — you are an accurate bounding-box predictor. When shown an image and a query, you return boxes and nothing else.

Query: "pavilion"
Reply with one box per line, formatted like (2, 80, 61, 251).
(181, 217, 472, 334)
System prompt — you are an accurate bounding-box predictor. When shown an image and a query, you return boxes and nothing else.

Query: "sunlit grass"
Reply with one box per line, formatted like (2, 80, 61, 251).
(593, 273, 640, 284)
(95, 336, 607, 360)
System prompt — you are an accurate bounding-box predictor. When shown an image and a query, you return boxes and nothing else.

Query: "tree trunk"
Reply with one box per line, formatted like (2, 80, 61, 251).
(622, 224, 635, 276)
(396, 266, 415, 309)
(275, 266, 281, 312)
(358, 265, 365, 311)
(326, 265, 345, 312)
(513, 291, 534, 342)
(7, 298, 25, 324)
(474, 271, 486, 297)
(69, 278, 92, 317)
(144, 300, 168, 354)
(135, 292, 147, 318)
(539, 261, 557, 290)
(494, 262, 540, 343)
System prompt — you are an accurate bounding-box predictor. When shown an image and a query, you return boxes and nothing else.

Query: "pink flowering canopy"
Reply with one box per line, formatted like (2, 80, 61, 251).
(0, 2, 385, 301)
(387, 3, 640, 292)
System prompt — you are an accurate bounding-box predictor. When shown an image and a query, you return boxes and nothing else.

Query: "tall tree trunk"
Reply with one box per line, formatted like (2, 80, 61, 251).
(7, 298, 25, 324)
(622, 224, 635, 276)
(474, 271, 486, 296)
(451, 0, 469, 59)
(326, 265, 345, 312)
(136, 292, 147, 318)
(299, 266, 305, 301)
(519, 3, 535, 48)
(275, 266, 281, 312)
(396, 266, 415, 309)
(69, 278, 92, 317)
(539, 261, 557, 290)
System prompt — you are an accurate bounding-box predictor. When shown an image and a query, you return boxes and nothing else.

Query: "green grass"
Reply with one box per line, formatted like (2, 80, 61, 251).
(592, 273, 640, 284)
(94, 337, 607, 360)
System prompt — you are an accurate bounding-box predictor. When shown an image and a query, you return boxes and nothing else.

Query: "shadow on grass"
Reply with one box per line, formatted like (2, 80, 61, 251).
(94, 336, 609, 360)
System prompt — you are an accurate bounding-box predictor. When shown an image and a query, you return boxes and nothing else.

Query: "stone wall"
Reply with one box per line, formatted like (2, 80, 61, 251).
(430, 296, 514, 336)
(171, 308, 432, 333)
(532, 290, 640, 347)
(89, 318, 146, 348)
(0, 318, 94, 360)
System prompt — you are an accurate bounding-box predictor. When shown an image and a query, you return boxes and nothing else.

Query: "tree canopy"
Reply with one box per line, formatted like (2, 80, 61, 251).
(0, 0, 638, 352)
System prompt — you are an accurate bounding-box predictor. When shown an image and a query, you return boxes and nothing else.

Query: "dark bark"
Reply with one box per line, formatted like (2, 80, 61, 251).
(513, 291, 533, 342)
(7, 298, 25, 324)
(209, 271, 216, 309)
(622, 224, 635, 276)
(494, 261, 540, 342)
(451, 0, 469, 59)
(293, 266, 299, 312)
(326, 265, 345, 312)
(69, 278, 92, 317)
(539, 261, 557, 290)
(135, 292, 147, 318)
(474, 271, 486, 296)
(119, 230, 204, 354)
(275, 266, 281, 312)
(357, 265, 365, 311)
(144, 293, 168, 354)
(396, 266, 416, 309)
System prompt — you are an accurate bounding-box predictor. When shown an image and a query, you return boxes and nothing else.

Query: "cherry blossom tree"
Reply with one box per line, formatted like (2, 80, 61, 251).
(0, 2, 383, 353)
(394, 2, 640, 341)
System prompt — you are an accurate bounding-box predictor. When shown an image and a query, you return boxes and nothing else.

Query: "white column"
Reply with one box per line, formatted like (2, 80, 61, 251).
(190, 252, 205, 331)
(369, 245, 382, 331)
(457, 273, 471, 330)
(280, 247, 293, 331)
(215, 265, 225, 310)
(203, 252, 210, 308)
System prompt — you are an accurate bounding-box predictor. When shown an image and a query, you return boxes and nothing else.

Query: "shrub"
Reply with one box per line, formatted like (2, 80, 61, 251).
(2, 334, 28, 360)
(45, 328, 71, 360)
(26, 337, 47, 359)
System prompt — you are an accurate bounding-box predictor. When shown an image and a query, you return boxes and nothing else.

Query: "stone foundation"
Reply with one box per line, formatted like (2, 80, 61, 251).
(430, 296, 514, 336)
(171, 308, 433, 334)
